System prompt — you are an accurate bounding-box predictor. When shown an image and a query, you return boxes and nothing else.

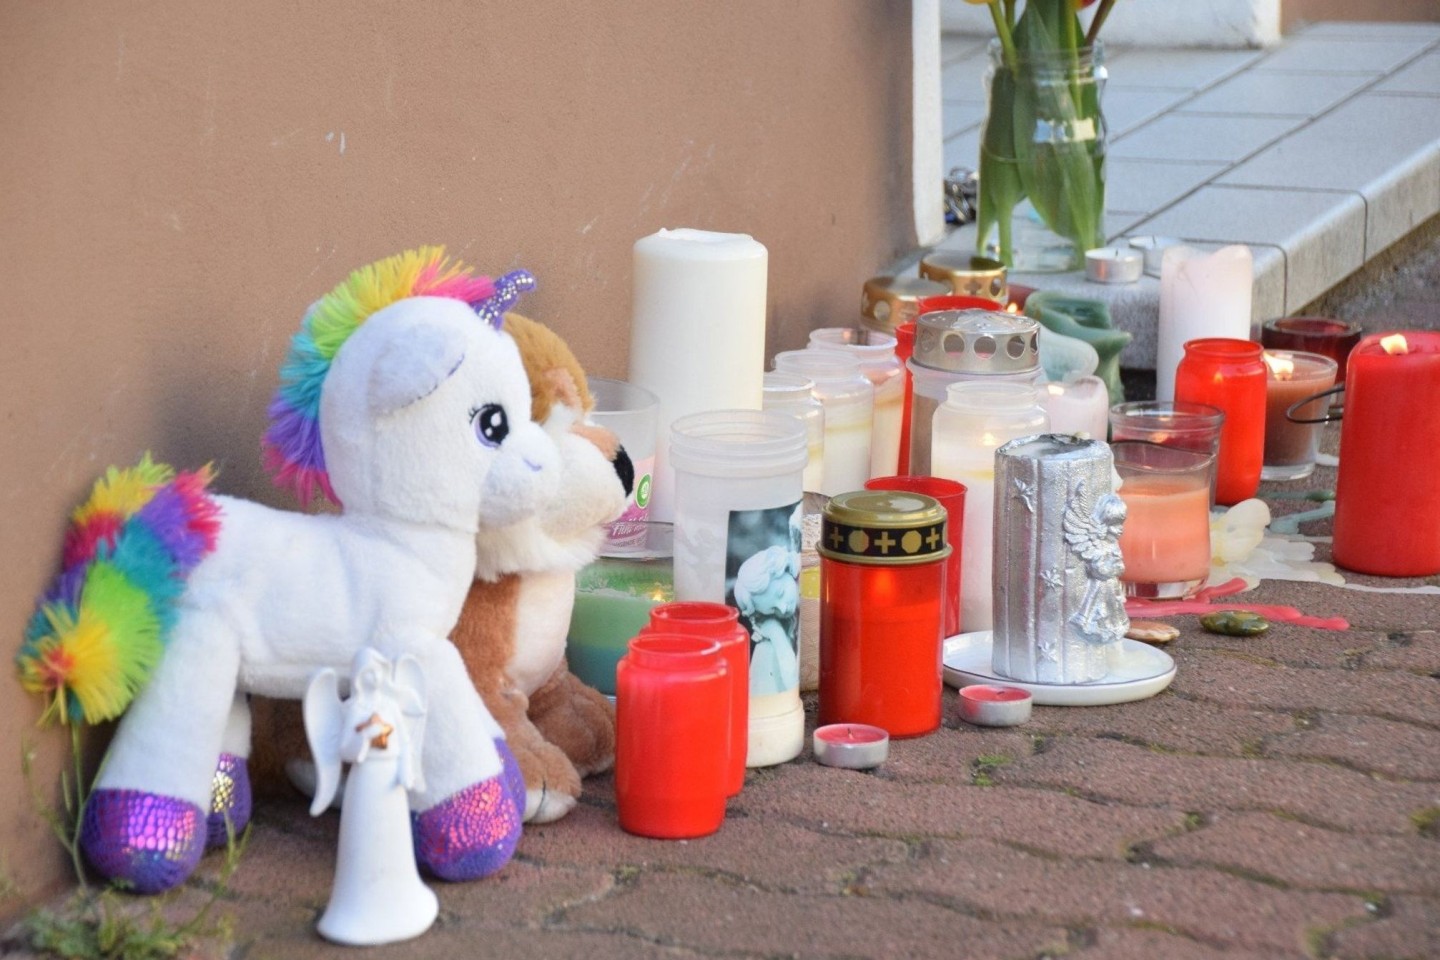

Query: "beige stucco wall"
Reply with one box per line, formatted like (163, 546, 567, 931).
(0, 1, 916, 905)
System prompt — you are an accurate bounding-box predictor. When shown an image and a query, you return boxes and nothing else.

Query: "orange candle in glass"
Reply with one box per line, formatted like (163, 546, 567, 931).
(1111, 440, 1215, 599)
(1175, 338, 1266, 505)
(1262, 350, 1337, 481)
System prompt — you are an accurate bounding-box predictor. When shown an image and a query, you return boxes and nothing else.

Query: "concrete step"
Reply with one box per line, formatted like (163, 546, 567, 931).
(933, 22, 1440, 368)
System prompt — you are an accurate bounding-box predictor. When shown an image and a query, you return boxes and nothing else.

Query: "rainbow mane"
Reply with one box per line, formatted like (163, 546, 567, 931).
(17, 455, 221, 725)
(261, 246, 500, 507)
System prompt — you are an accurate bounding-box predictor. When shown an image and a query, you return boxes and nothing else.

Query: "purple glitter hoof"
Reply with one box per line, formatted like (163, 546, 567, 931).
(413, 738, 523, 881)
(206, 753, 252, 848)
(81, 789, 204, 894)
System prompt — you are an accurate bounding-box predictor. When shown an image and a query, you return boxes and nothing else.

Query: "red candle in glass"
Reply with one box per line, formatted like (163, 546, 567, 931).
(615, 634, 729, 839)
(1333, 332, 1440, 576)
(642, 601, 748, 796)
(1260, 317, 1362, 386)
(1174, 338, 1266, 505)
(818, 490, 949, 737)
(865, 475, 966, 638)
(894, 322, 917, 475)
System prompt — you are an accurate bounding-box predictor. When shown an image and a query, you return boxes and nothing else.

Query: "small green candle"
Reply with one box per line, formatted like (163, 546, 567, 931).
(566, 532, 674, 696)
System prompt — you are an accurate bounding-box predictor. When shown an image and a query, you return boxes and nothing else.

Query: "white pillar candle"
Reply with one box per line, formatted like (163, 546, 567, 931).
(807, 328, 904, 480)
(1156, 244, 1253, 402)
(630, 228, 769, 521)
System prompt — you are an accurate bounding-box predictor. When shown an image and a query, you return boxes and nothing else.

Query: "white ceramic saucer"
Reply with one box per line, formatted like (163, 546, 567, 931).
(943, 632, 1176, 706)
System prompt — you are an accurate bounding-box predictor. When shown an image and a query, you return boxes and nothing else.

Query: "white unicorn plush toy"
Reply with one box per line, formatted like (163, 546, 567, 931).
(20, 248, 556, 893)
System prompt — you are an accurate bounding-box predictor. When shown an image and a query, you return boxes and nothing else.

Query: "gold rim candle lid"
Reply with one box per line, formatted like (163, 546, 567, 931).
(918, 252, 1008, 303)
(819, 490, 950, 566)
(861, 275, 951, 334)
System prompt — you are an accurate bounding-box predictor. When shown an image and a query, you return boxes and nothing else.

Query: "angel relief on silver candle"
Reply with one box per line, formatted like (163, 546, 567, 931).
(992, 435, 1129, 684)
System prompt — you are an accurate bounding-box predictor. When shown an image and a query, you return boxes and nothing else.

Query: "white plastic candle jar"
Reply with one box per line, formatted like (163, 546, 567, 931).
(772, 350, 873, 497)
(930, 381, 1049, 633)
(907, 309, 1043, 475)
(807, 328, 904, 481)
(762, 372, 826, 495)
(669, 410, 808, 767)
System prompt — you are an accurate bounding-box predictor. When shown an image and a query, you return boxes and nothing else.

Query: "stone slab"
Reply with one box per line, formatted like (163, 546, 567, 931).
(1180, 69, 1377, 119)
(1131, 185, 1367, 312)
(1110, 113, 1304, 165)
(1254, 36, 1436, 75)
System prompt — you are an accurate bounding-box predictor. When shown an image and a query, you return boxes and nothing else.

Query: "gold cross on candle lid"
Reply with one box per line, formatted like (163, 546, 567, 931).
(819, 491, 950, 566)
(919, 252, 1008, 303)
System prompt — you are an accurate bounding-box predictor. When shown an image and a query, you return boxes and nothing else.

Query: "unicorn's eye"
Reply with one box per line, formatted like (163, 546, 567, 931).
(470, 404, 509, 447)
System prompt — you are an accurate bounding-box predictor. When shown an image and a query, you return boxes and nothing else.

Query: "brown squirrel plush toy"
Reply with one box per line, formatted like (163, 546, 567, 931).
(451, 313, 631, 823)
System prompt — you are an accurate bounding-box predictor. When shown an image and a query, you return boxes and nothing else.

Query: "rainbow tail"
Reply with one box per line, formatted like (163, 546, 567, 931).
(17, 454, 221, 726)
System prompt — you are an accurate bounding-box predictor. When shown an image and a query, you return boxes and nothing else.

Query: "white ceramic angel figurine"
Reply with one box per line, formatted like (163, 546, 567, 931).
(305, 648, 438, 947)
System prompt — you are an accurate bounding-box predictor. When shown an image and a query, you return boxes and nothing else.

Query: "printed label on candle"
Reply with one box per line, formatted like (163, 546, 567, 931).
(615, 456, 655, 523)
(724, 502, 804, 698)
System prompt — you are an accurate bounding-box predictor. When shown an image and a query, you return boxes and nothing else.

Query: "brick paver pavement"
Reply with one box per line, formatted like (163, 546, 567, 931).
(5, 219, 1438, 958)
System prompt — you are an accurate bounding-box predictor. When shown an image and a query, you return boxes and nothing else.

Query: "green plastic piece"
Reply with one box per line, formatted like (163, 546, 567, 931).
(1024, 290, 1132, 407)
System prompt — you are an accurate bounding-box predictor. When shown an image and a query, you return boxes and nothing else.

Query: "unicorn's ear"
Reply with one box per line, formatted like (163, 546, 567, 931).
(367, 319, 467, 416)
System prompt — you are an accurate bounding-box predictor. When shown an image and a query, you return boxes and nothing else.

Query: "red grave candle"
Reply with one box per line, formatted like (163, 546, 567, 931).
(1333, 332, 1440, 576)
(894, 322, 918, 476)
(642, 601, 749, 796)
(818, 490, 949, 738)
(615, 634, 729, 839)
(865, 475, 966, 639)
(1175, 338, 1266, 505)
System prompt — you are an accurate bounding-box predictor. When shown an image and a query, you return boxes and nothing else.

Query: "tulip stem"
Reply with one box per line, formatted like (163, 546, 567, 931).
(1085, 0, 1116, 46)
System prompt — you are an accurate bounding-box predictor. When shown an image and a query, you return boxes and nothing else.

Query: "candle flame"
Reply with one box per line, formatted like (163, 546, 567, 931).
(1005, 302, 1020, 314)
(1381, 334, 1409, 355)
(1264, 352, 1295, 380)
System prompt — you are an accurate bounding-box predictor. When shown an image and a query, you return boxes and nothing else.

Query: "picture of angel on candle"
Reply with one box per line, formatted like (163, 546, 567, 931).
(1062, 482, 1130, 647)
(725, 502, 803, 697)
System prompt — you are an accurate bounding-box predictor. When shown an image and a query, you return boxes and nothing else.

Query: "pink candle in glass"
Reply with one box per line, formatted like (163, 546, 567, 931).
(1116, 475, 1212, 587)
(1262, 350, 1337, 481)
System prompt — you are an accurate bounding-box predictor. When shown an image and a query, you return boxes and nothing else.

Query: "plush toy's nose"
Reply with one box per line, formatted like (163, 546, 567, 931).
(613, 445, 635, 497)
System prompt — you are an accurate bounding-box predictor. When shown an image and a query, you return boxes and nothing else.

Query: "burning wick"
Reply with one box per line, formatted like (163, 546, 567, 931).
(1264, 352, 1296, 380)
(1381, 334, 1409, 355)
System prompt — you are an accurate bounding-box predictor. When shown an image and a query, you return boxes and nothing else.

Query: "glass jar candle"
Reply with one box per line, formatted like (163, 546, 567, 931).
(565, 521, 674, 696)
(669, 409, 807, 767)
(1261, 350, 1337, 481)
(762, 372, 825, 494)
(615, 634, 729, 839)
(818, 490, 949, 737)
(1260, 317, 1361, 389)
(1174, 338, 1266, 506)
(808, 328, 904, 480)
(931, 381, 1049, 632)
(642, 602, 750, 797)
(772, 350, 873, 496)
(907, 309, 1042, 476)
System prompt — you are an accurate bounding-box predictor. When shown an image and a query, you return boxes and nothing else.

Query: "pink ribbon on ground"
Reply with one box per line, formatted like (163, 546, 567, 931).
(1125, 577, 1350, 631)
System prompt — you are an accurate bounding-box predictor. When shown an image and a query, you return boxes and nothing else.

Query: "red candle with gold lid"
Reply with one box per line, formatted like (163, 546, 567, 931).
(1175, 338, 1266, 505)
(1333, 332, 1440, 576)
(818, 490, 949, 738)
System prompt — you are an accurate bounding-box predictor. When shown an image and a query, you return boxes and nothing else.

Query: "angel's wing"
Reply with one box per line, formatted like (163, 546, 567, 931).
(1062, 482, 1109, 565)
(302, 667, 345, 816)
(391, 654, 428, 793)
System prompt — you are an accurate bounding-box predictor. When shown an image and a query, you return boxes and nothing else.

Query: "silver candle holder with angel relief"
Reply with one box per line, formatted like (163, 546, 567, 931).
(992, 435, 1129, 684)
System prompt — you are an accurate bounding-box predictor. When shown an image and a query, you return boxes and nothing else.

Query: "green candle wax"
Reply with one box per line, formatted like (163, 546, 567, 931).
(566, 555, 675, 696)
